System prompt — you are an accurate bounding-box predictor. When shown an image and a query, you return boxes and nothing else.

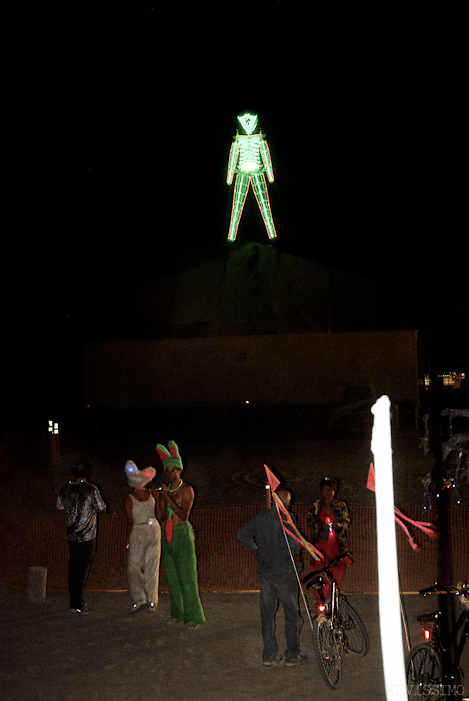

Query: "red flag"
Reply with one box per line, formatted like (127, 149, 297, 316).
(264, 465, 323, 561)
(367, 462, 376, 491)
(366, 462, 438, 549)
(265, 464, 280, 492)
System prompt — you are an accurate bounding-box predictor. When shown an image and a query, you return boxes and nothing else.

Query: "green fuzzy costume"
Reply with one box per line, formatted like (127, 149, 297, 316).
(162, 523, 205, 626)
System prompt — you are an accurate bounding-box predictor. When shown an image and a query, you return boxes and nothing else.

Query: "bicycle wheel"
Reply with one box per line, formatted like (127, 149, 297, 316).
(338, 596, 370, 657)
(312, 615, 342, 689)
(405, 643, 447, 700)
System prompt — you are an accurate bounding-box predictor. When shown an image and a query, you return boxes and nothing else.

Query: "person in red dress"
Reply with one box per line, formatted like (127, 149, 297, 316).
(307, 477, 352, 609)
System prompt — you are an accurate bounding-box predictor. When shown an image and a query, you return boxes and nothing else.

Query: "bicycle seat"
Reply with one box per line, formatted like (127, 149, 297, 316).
(417, 610, 441, 622)
(306, 575, 324, 591)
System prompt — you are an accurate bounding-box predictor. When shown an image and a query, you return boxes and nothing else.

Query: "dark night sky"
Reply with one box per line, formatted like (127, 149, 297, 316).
(64, 6, 464, 282)
(4, 5, 467, 414)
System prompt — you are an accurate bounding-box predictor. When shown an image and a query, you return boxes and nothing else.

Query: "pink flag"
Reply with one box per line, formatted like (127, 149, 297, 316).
(366, 462, 439, 549)
(367, 462, 376, 491)
(264, 465, 323, 561)
(265, 464, 281, 492)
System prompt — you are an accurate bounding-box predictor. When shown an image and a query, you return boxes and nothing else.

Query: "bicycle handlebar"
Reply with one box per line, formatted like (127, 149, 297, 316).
(301, 551, 352, 585)
(419, 581, 469, 597)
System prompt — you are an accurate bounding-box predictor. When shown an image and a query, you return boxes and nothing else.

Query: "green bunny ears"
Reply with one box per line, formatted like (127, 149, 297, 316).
(156, 440, 183, 471)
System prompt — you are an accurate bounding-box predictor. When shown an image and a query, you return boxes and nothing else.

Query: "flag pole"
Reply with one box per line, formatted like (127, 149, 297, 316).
(264, 464, 321, 631)
(274, 494, 315, 630)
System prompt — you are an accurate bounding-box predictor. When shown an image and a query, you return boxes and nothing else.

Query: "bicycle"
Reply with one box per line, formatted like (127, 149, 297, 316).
(301, 551, 370, 689)
(406, 581, 469, 700)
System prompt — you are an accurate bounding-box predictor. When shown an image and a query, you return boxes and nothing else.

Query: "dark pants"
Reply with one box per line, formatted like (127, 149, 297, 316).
(67, 539, 96, 609)
(258, 570, 302, 662)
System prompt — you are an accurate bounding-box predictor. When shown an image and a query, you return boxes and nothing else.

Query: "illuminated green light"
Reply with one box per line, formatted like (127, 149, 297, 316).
(237, 113, 258, 135)
(241, 161, 259, 173)
(226, 113, 277, 242)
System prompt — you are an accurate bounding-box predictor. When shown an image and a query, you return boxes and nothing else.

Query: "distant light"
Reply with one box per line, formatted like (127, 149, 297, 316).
(245, 400, 250, 404)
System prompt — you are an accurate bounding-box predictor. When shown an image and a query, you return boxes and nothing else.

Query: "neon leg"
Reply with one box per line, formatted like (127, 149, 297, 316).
(227, 174, 250, 242)
(252, 173, 277, 240)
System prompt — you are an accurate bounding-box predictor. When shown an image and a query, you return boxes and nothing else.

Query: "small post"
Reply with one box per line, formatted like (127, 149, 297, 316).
(27, 566, 47, 604)
(48, 420, 60, 461)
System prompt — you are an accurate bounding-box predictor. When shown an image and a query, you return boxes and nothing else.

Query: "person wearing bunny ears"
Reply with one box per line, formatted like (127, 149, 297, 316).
(155, 441, 205, 629)
(124, 461, 161, 614)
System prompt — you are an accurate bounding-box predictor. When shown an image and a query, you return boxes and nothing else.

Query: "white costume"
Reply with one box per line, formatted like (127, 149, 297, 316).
(125, 460, 161, 612)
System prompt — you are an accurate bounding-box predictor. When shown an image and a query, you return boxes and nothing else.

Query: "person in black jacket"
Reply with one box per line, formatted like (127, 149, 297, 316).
(56, 462, 106, 613)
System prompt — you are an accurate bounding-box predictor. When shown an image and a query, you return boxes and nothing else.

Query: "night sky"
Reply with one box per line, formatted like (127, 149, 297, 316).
(4, 5, 467, 415)
(67, 6, 464, 283)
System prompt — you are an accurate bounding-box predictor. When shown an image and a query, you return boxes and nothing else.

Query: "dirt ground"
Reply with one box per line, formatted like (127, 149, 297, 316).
(1, 588, 467, 701)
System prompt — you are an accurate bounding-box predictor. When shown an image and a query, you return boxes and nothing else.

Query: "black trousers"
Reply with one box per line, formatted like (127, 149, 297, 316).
(67, 539, 96, 609)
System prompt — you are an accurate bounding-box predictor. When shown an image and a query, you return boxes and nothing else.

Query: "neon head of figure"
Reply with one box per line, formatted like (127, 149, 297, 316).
(237, 112, 259, 135)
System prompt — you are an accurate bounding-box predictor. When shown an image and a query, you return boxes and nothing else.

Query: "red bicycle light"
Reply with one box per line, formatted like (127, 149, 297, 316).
(318, 603, 327, 614)
(423, 628, 432, 641)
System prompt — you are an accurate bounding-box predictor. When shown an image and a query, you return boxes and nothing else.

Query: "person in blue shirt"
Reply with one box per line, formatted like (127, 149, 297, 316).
(238, 488, 307, 667)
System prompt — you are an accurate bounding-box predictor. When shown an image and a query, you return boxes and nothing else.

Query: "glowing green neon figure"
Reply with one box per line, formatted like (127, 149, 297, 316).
(226, 113, 277, 242)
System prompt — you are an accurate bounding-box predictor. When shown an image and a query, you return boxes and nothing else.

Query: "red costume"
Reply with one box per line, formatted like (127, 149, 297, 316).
(308, 498, 352, 607)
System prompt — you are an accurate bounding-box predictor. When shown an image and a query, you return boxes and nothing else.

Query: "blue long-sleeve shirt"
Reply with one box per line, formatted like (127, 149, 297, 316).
(237, 506, 301, 575)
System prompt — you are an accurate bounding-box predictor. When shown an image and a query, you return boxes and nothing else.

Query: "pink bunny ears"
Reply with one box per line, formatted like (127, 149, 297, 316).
(125, 460, 156, 488)
(156, 440, 183, 471)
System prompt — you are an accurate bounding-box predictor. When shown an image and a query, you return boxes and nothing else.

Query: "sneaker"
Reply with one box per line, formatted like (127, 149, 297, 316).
(185, 623, 199, 630)
(70, 607, 90, 614)
(165, 618, 182, 625)
(129, 601, 146, 614)
(148, 602, 157, 612)
(285, 654, 307, 667)
(263, 655, 283, 666)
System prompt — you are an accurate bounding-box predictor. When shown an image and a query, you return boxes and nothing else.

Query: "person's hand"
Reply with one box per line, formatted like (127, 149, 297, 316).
(159, 484, 169, 500)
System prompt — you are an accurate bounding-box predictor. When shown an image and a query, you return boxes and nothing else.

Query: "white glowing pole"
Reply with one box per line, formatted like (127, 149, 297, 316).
(371, 396, 407, 699)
